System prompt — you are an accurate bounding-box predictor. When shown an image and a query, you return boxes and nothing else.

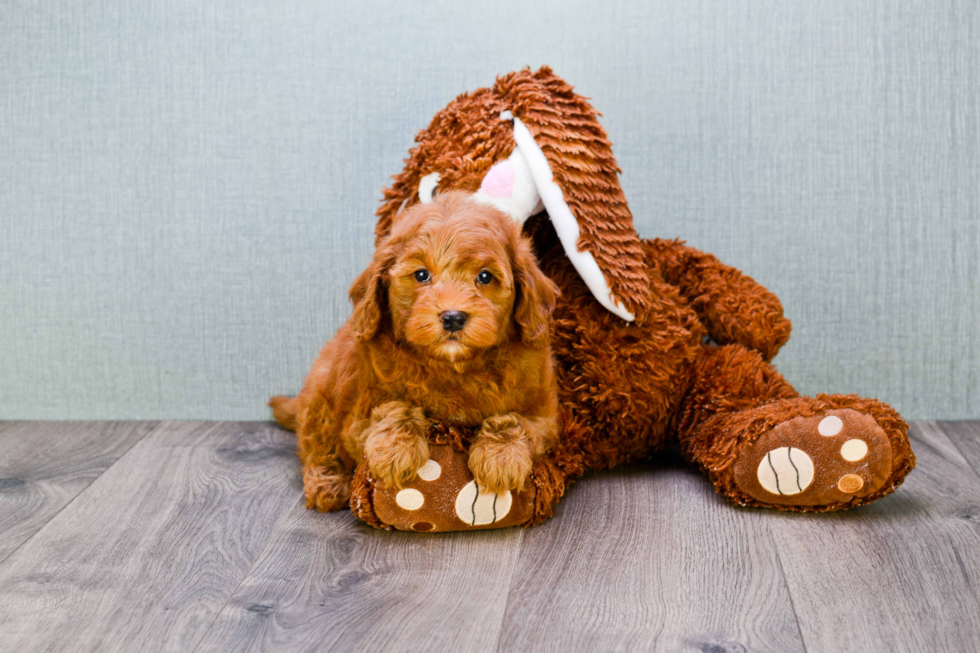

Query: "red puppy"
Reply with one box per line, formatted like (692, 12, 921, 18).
(270, 192, 560, 512)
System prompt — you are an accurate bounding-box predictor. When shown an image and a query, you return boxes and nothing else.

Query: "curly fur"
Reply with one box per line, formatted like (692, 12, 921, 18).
(271, 193, 561, 510)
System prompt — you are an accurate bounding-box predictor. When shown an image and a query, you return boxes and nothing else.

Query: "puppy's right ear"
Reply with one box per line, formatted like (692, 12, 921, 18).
(349, 243, 395, 341)
(512, 236, 560, 349)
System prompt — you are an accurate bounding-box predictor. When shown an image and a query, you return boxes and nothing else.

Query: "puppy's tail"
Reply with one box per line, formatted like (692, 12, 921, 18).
(269, 395, 299, 432)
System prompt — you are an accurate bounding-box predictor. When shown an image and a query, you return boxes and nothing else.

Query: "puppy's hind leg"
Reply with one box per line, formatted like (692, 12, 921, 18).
(303, 455, 353, 512)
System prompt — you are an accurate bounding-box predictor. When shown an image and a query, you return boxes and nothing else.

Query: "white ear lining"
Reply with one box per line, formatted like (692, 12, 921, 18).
(506, 115, 635, 322)
(472, 146, 542, 224)
(417, 109, 634, 322)
(418, 172, 440, 204)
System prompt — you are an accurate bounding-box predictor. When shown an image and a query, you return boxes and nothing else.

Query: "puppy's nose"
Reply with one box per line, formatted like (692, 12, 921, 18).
(440, 310, 468, 333)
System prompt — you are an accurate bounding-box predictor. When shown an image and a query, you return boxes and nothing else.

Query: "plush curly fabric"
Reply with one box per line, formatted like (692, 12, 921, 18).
(350, 67, 915, 529)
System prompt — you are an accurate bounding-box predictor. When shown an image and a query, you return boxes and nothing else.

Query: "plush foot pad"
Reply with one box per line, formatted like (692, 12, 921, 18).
(353, 444, 537, 532)
(733, 409, 894, 507)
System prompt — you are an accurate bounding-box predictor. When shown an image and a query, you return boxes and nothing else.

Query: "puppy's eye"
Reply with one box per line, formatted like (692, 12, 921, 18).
(477, 270, 494, 285)
(413, 269, 431, 283)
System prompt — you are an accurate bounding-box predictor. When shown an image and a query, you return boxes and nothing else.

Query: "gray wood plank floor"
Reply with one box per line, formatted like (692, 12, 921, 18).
(0, 421, 978, 652)
(0, 421, 155, 564)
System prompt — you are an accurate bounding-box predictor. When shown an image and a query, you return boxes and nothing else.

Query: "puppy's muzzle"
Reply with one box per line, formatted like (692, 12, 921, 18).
(440, 310, 468, 333)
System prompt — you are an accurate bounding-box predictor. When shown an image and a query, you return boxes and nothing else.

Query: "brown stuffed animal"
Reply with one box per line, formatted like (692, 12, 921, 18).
(341, 67, 915, 531)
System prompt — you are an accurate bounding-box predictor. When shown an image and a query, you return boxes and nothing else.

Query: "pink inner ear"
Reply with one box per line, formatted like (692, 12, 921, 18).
(480, 160, 516, 199)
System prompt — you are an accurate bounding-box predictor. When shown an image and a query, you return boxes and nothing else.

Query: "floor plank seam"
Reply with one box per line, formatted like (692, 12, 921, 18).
(0, 421, 159, 569)
(190, 494, 306, 653)
(5, 420, 980, 652)
(491, 526, 525, 653)
(931, 421, 980, 486)
(767, 520, 810, 653)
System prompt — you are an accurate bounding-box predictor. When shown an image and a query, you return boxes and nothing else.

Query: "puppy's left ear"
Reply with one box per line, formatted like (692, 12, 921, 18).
(349, 243, 395, 341)
(513, 238, 560, 348)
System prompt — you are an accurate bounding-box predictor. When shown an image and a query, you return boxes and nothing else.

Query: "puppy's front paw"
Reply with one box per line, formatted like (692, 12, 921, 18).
(469, 414, 533, 493)
(363, 402, 430, 489)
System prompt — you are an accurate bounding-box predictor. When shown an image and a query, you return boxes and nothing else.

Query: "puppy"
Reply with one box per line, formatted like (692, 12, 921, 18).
(270, 192, 561, 512)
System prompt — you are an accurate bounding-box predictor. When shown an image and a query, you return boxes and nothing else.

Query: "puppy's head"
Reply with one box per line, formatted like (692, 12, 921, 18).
(350, 192, 558, 362)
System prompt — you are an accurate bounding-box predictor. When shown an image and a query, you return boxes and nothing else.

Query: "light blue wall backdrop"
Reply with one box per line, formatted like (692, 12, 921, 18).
(1, 1, 977, 420)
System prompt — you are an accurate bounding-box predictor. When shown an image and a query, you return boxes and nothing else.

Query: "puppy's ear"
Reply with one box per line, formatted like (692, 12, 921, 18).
(512, 237, 560, 348)
(349, 243, 395, 341)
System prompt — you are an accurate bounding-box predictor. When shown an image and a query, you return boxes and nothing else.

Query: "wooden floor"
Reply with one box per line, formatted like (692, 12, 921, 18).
(0, 421, 978, 652)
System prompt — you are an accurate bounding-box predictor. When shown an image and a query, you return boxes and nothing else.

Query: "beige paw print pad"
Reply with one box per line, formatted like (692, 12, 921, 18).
(840, 439, 868, 461)
(416, 459, 442, 481)
(394, 488, 425, 511)
(454, 481, 513, 526)
(370, 444, 535, 532)
(734, 409, 893, 507)
(756, 447, 814, 496)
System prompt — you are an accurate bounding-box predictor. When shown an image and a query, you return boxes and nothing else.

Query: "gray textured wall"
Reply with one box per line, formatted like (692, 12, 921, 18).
(1, 1, 977, 420)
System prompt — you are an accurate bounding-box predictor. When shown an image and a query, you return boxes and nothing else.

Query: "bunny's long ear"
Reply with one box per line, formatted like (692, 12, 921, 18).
(488, 67, 651, 322)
